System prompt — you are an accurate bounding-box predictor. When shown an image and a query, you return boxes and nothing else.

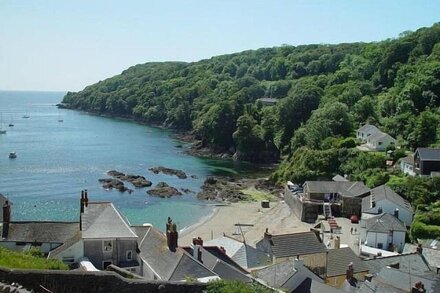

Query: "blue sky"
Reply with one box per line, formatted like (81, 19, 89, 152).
(0, 0, 439, 91)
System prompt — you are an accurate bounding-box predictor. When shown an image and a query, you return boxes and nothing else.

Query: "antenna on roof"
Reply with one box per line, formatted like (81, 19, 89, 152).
(234, 223, 254, 244)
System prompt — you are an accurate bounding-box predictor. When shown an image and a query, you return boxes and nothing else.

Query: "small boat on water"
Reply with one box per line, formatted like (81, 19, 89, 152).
(22, 115, 30, 119)
(9, 116, 14, 127)
(9, 152, 17, 159)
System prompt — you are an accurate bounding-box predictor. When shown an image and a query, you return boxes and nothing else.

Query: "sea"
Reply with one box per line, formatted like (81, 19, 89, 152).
(0, 90, 255, 232)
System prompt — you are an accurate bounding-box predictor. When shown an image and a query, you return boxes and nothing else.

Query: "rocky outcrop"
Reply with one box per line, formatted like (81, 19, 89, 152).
(149, 167, 187, 179)
(107, 170, 152, 188)
(99, 178, 133, 193)
(146, 182, 182, 198)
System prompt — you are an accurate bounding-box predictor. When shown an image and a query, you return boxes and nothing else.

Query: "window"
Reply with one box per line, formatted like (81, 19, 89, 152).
(126, 250, 133, 261)
(378, 142, 382, 145)
(103, 261, 112, 269)
(377, 243, 383, 249)
(103, 240, 113, 252)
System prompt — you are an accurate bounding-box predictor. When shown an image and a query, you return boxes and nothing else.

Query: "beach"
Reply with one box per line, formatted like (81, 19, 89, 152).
(179, 200, 311, 246)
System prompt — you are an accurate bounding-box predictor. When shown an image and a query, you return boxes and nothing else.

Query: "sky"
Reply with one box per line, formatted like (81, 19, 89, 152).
(0, 0, 439, 92)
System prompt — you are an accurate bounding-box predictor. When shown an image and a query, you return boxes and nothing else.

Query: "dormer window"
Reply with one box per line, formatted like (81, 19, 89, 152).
(103, 240, 113, 252)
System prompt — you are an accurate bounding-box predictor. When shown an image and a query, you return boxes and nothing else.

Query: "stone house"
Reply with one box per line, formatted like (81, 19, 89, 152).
(359, 213, 406, 252)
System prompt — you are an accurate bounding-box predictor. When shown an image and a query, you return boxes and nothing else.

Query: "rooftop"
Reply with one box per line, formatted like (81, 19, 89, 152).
(416, 148, 440, 161)
(361, 213, 407, 233)
(367, 131, 395, 142)
(358, 124, 380, 134)
(304, 181, 370, 197)
(81, 202, 138, 239)
(363, 252, 432, 276)
(269, 231, 327, 259)
(327, 247, 369, 277)
(369, 185, 412, 212)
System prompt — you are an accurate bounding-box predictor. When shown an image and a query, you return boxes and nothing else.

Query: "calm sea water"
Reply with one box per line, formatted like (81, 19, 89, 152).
(0, 91, 256, 231)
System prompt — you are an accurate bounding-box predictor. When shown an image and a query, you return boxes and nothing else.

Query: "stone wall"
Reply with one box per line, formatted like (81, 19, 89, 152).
(0, 268, 206, 293)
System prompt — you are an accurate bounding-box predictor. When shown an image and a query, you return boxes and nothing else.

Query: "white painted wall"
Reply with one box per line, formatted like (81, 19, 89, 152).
(400, 161, 416, 176)
(50, 239, 84, 263)
(368, 199, 412, 226)
(391, 231, 406, 252)
(365, 232, 388, 249)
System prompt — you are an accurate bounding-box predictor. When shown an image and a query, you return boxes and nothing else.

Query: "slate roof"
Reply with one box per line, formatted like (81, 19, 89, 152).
(400, 154, 414, 165)
(372, 267, 438, 293)
(205, 236, 271, 269)
(369, 185, 413, 212)
(270, 231, 327, 258)
(363, 252, 432, 276)
(81, 202, 137, 239)
(327, 247, 368, 277)
(1, 222, 79, 243)
(361, 213, 406, 233)
(304, 181, 370, 197)
(358, 124, 380, 134)
(404, 244, 440, 271)
(416, 148, 440, 161)
(138, 226, 216, 281)
(367, 131, 395, 142)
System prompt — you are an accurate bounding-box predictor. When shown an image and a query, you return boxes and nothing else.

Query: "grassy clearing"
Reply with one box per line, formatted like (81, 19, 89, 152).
(0, 247, 68, 270)
(241, 187, 274, 202)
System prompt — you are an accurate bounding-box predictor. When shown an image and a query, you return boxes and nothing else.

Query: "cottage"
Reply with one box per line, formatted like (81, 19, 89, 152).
(256, 230, 327, 277)
(361, 185, 413, 226)
(204, 235, 271, 269)
(359, 213, 406, 252)
(414, 147, 440, 177)
(326, 247, 369, 288)
(356, 124, 380, 142)
(365, 131, 396, 151)
(400, 154, 415, 176)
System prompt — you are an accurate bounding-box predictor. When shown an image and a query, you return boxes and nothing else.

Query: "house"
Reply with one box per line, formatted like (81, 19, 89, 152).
(253, 259, 342, 293)
(400, 154, 416, 176)
(365, 131, 396, 151)
(361, 184, 413, 226)
(357, 124, 380, 142)
(359, 213, 407, 252)
(326, 247, 369, 288)
(204, 235, 271, 269)
(1, 199, 80, 255)
(256, 230, 327, 277)
(414, 147, 440, 177)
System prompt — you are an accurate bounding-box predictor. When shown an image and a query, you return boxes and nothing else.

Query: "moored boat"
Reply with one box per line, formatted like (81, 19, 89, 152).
(9, 152, 17, 159)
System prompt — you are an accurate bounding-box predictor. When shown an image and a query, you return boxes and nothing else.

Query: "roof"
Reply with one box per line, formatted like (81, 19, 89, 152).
(81, 202, 138, 239)
(416, 148, 440, 161)
(404, 244, 440, 271)
(367, 131, 395, 142)
(269, 231, 327, 258)
(372, 266, 438, 293)
(400, 154, 414, 165)
(358, 124, 380, 134)
(1, 221, 79, 243)
(363, 252, 432, 276)
(327, 247, 369, 277)
(205, 236, 271, 269)
(304, 181, 370, 197)
(138, 226, 216, 281)
(369, 185, 413, 212)
(361, 213, 406, 233)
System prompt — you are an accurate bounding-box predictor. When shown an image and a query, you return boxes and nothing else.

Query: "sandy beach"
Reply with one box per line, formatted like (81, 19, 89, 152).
(179, 201, 311, 246)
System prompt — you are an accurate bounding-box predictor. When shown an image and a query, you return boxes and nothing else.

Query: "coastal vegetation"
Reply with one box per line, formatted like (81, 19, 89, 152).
(62, 23, 440, 239)
(0, 247, 68, 270)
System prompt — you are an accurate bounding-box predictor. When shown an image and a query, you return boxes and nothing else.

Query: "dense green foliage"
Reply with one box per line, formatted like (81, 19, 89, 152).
(410, 201, 440, 240)
(0, 247, 68, 270)
(63, 23, 440, 165)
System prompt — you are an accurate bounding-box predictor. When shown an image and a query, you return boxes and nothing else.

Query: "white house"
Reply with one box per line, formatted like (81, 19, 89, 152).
(362, 185, 413, 226)
(400, 155, 415, 176)
(357, 124, 380, 142)
(365, 131, 396, 151)
(360, 213, 407, 253)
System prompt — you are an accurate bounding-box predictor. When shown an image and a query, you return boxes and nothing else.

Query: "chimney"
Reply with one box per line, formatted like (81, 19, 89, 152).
(84, 189, 89, 207)
(394, 208, 399, 219)
(80, 190, 85, 213)
(334, 236, 340, 249)
(346, 262, 354, 280)
(264, 228, 273, 244)
(364, 274, 373, 282)
(219, 246, 226, 254)
(166, 217, 178, 251)
(2, 200, 11, 238)
(412, 281, 426, 293)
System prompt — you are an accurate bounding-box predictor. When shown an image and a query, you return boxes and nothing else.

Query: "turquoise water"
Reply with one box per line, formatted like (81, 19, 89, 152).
(0, 91, 256, 231)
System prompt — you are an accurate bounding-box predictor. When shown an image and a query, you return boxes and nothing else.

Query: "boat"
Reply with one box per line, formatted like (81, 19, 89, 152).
(22, 114, 30, 119)
(8, 115, 14, 127)
(57, 110, 63, 122)
(9, 152, 17, 159)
